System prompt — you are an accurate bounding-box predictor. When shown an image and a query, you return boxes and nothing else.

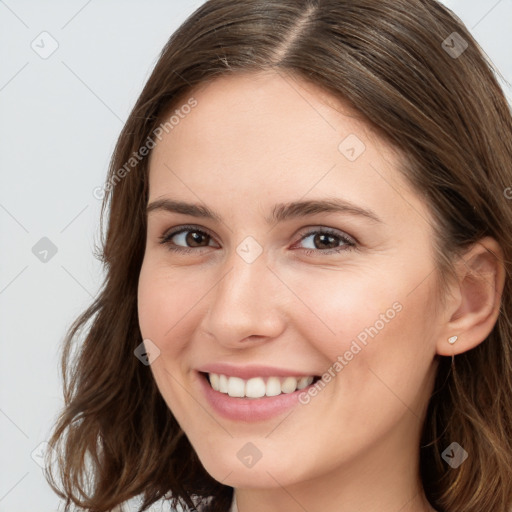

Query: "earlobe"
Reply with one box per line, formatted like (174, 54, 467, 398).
(436, 237, 506, 357)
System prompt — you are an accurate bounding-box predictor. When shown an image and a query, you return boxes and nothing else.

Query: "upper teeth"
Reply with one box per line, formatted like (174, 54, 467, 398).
(208, 373, 315, 398)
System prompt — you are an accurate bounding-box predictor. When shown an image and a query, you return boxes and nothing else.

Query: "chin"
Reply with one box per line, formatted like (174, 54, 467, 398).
(194, 444, 307, 489)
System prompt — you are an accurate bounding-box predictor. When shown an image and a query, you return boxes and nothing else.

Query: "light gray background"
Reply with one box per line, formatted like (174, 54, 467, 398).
(1, 1, 511, 511)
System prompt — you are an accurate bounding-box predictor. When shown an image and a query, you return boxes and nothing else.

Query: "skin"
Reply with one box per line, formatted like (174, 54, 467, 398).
(137, 70, 505, 512)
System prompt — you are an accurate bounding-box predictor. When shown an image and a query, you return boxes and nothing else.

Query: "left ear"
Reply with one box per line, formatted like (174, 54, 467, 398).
(436, 236, 506, 356)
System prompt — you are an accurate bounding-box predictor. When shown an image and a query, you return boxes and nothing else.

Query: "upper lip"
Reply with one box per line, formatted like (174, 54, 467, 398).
(197, 363, 319, 380)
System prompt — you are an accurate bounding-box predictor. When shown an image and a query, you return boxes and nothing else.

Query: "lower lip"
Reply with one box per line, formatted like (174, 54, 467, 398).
(197, 372, 317, 422)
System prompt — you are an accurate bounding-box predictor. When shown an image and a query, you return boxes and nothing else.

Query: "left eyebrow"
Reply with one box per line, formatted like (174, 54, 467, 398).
(146, 197, 384, 225)
(268, 198, 383, 225)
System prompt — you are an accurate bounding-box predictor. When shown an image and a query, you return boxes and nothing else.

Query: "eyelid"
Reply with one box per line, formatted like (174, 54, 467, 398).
(296, 225, 357, 244)
(159, 224, 218, 247)
(159, 224, 358, 253)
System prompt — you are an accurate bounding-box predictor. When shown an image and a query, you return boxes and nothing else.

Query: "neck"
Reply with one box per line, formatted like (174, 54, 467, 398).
(232, 414, 437, 512)
(234, 467, 435, 512)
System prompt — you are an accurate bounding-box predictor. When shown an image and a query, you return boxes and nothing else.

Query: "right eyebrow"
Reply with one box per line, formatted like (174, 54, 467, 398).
(146, 199, 223, 222)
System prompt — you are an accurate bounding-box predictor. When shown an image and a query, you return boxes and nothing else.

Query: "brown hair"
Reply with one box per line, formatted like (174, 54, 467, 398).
(45, 1, 512, 511)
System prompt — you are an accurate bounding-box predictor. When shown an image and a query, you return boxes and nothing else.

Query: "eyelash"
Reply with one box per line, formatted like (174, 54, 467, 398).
(158, 224, 357, 256)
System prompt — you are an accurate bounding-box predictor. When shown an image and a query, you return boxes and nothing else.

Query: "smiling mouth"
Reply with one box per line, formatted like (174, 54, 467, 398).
(201, 372, 321, 399)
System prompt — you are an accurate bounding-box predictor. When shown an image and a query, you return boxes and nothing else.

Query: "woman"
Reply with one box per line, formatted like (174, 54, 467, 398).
(44, 1, 512, 511)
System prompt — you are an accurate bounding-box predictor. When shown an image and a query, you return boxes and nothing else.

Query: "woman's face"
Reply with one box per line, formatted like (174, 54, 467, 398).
(137, 71, 444, 490)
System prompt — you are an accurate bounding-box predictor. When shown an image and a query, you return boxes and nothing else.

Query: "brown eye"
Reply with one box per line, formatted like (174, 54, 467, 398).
(158, 225, 357, 256)
(159, 225, 216, 253)
(296, 228, 357, 256)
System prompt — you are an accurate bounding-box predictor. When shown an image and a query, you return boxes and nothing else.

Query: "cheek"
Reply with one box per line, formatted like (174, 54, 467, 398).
(286, 259, 436, 398)
(137, 259, 200, 347)
(330, 278, 437, 430)
(137, 260, 201, 420)
(280, 263, 403, 357)
(137, 262, 167, 342)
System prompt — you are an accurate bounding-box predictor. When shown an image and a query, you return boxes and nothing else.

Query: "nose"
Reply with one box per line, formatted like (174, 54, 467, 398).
(199, 244, 287, 349)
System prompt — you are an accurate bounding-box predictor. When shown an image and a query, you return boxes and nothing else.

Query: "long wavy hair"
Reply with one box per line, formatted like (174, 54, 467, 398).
(45, 0, 512, 511)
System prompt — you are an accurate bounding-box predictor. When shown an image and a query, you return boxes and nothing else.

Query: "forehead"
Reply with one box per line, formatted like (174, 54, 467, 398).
(147, 71, 431, 230)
